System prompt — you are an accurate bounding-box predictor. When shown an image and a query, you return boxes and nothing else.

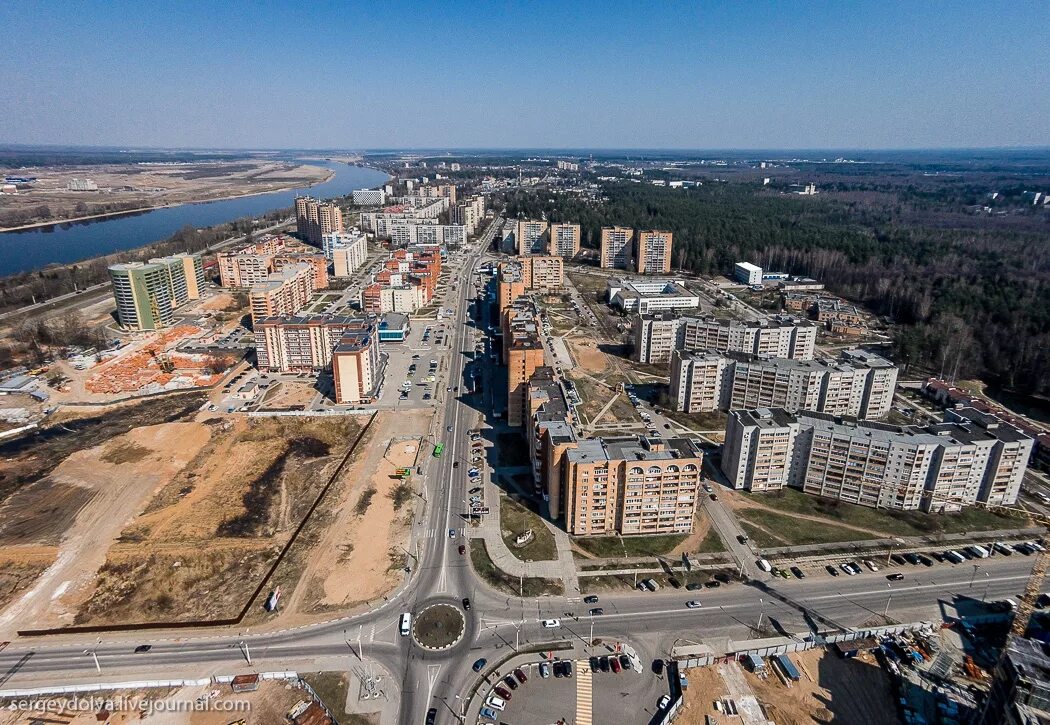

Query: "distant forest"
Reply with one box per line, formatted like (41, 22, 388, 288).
(503, 181, 1050, 396)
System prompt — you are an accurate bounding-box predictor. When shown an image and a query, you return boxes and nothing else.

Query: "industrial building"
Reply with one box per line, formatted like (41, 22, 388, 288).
(721, 407, 1033, 511)
(734, 262, 763, 285)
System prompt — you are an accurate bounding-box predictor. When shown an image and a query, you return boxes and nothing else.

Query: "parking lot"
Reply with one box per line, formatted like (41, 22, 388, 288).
(481, 650, 668, 725)
(375, 321, 451, 410)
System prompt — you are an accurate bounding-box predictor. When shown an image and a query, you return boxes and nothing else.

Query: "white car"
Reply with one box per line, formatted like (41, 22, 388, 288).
(686, 600, 702, 609)
(448, 529, 457, 539)
(485, 696, 506, 712)
(541, 619, 561, 628)
(658, 695, 670, 709)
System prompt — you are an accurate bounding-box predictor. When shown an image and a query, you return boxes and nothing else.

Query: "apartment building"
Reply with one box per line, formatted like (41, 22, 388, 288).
(324, 231, 368, 277)
(497, 262, 527, 315)
(254, 314, 368, 372)
(109, 261, 178, 331)
(526, 367, 576, 518)
(332, 320, 383, 405)
(388, 223, 467, 247)
(556, 160, 579, 171)
(635, 230, 673, 274)
(681, 315, 817, 360)
(600, 226, 634, 269)
(633, 312, 684, 364)
(248, 263, 315, 323)
(669, 350, 731, 413)
(149, 253, 205, 306)
(670, 349, 898, 417)
(548, 223, 581, 258)
(295, 197, 344, 245)
(516, 219, 550, 255)
(451, 194, 485, 234)
(352, 188, 385, 206)
(274, 252, 329, 290)
(562, 436, 703, 536)
(609, 279, 700, 314)
(521, 255, 564, 290)
(503, 298, 545, 427)
(721, 407, 1034, 512)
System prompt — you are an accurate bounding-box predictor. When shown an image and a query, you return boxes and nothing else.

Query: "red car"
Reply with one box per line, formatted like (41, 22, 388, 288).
(610, 657, 622, 673)
(513, 667, 528, 684)
(494, 685, 512, 700)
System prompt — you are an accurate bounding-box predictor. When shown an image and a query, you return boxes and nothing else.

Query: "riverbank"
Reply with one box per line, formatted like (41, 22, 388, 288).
(0, 169, 336, 233)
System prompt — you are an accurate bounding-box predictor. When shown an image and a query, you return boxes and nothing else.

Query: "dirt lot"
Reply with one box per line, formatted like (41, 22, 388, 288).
(69, 415, 364, 626)
(286, 410, 432, 616)
(0, 160, 331, 230)
(676, 649, 897, 725)
(567, 339, 609, 375)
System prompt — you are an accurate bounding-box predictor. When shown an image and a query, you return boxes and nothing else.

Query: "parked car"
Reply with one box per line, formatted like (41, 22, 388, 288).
(686, 583, 703, 591)
(790, 566, 805, 578)
(493, 686, 511, 701)
(479, 706, 499, 721)
(610, 656, 622, 673)
(589, 656, 600, 672)
(599, 656, 611, 672)
(486, 695, 506, 711)
(538, 661, 551, 678)
(652, 659, 665, 676)
(502, 675, 518, 691)
(826, 565, 840, 576)
(658, 695, 671, 710)
(619, 654, 632, 671)
(513, 668, 527, 684)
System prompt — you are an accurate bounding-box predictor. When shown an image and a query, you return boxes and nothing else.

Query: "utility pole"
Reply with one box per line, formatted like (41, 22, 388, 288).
(83, 639, 102, 674)
(970, 564, 980, 588)
(239, 640, 252, 665)
(884, 583, 893, 618)
(756, 598, 765, 633)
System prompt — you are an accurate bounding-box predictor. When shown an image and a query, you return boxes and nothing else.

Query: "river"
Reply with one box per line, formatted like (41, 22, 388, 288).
(0, 161, 389, 277)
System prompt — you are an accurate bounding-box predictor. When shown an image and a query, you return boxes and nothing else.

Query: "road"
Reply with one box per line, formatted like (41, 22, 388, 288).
(0, 218, 1044, 725)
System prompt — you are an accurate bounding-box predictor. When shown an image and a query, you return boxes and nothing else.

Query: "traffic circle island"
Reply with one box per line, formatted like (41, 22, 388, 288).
(412, 602, 466, 650)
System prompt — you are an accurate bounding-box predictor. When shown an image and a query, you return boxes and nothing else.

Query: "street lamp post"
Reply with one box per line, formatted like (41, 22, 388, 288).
(756, 598, 765, 633)
(970, 564, 980, 589)
(884, 583, 893, 618)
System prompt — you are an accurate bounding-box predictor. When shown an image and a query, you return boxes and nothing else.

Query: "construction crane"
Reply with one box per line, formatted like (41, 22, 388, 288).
(147, 348, 174, 373)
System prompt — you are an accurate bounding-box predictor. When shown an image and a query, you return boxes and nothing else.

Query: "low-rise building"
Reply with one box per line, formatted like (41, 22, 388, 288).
(734, 262, 763, 285)
(608, 278, 700, 314)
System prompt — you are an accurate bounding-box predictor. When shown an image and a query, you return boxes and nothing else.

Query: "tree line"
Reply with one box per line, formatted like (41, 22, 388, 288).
(502, 182, 1050, 396)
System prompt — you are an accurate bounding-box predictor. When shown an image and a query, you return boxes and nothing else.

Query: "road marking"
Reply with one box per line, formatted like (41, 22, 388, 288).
(426, 664, 441, 701)
(576, 661, 593, 725)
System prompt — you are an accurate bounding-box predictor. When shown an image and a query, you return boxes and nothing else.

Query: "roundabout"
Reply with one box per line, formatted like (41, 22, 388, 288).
(412, 602, 466, 651)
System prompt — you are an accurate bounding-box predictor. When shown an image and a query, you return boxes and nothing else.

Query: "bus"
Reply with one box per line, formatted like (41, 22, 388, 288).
(433, 443, 445, 458)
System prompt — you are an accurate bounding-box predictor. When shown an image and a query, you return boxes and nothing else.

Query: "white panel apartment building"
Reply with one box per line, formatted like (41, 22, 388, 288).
(323, 232, 368, 278)
(721, 407, 1033, 512)
(634, 314, 816, 365)
(632, 312, 683, 364)
(352, 188, 386, 206)
(388, 223, 467, 247)
(669, 349, 898, 418)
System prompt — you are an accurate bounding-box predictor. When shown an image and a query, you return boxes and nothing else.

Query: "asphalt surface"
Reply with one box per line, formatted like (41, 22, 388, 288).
(0, 220, 1044, 725)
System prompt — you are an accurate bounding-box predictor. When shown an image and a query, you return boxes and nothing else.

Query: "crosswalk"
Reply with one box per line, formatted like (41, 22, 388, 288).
(575, 660, 593, 725)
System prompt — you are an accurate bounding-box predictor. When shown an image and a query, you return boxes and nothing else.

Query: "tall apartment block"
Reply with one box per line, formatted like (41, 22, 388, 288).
(526, 367, 576, 518)
(273, 252, 329, 290)
(150, 253, 205, 302)
(669, 350, 731, 413)
(255, 314, 369, 372)
(516, 219, 549, 255)
(332, 320, 383, 405)
(548, 223, 580, 258)
(248, 263, 315, 323)
(563, 436, 703, 536)
(295, 196, 344, 245)
(980, 636, 1050, 725)
(324, 231, 368, 277)
(521, 255, 564, 290)
(503, 298, 545, 427)
(632, 312, 683, 365)
(600, 226, 634, 269)
(721, 407, 1034, 512)
(635, 230, 673, 274)
(109, 261, 179, 331)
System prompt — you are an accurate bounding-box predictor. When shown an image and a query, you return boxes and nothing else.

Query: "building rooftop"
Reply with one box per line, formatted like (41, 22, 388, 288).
(380, 312, 409, 330)
(255, 313, 367, 327)
(566, 435, 700, 464)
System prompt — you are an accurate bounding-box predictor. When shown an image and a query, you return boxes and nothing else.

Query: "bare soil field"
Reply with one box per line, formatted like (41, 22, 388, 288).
(285, 410, 432, 618)
(70, 415, 364, 626)
(0, 160, 331, 230)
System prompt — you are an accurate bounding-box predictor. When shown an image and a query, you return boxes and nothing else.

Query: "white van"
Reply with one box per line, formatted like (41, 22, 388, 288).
(757, 559, 772, 573)
(399, 612, 412, 636)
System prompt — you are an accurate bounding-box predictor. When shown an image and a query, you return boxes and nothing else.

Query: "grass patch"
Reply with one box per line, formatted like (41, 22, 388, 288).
(695, 528, 727, 554)
(301, 672, 348, 717)
(739, 520, 790, 549)
(574, 533, 688, 559)
(390, 480, 414, 510)
(354, 487, 376, 516)
(748, 487, 1027, 537)
(660, 408, 728, 431)
(737, 507, 880, 546)
(500, 496, 557, 561)
(469, 540, 564, 597)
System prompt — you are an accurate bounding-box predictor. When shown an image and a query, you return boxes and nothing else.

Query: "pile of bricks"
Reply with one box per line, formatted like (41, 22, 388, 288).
(86, 326, 222, 394)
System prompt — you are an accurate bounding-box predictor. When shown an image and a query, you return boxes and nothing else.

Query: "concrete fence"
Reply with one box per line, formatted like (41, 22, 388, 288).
(0, 671, 301, 700)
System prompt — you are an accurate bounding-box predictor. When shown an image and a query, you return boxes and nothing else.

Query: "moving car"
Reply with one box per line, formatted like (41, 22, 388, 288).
(686, 600, 702, 609)
(472, 658, 487, 672)
(589, 607, 604, 616)
(426, 707, 437, 725)
(658, 695, 671, 710)
(583, 595, 599, 604)
(399, 613, 412, 636)
(542, 619, 561, 628)
(462, 597, 471, 610)
(887, 573, 905, 581)
(448, 529, 456, 539)
(134, 644, 152, 653)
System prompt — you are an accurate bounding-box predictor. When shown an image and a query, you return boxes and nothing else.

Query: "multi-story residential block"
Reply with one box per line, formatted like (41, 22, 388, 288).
(980, 636, 1050, 725)
(555, 160, 579, 171)
(669, 350, 731, 413)
(497, 262, 527, 315)
(721, 407, 1034, 512)
(548, 223, 580, 258)
(254, 314, 367, 372)
(734, 262, 763, 285)
(635, 230, 673, 274)
(516, 219, 549, 255)
(273, 252, 329, 290)
(295, 197, 344, 245)
(451, 194, 485, 234)
(609, 278, 700, 314)
(526, 367, 576, 518)
(503, 298, 545, 427)
(388, 223, 467, 247)
(600, 226, 634, 269)
(562, 435, 703, 536)
(332, 320, 383, 405)
(324, 231, 368, 277)
(248, 263, 315, 323)
(109, 261, 181, 331)
(521, 255, 564, 290)
(633, 312, 684, 364)
(352, 188, 385, 206)
(670, 348, 898, 417)
(681, 315, 817, 360)
(149, 253, 205, 304)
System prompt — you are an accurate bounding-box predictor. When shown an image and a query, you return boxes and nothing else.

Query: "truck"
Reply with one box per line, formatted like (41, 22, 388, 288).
(966, 545, 990, 559)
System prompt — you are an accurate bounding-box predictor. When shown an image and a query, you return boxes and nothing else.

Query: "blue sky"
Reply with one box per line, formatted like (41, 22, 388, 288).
(1, 1, 1048, 150)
